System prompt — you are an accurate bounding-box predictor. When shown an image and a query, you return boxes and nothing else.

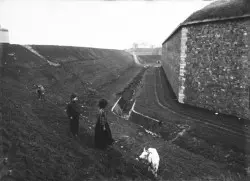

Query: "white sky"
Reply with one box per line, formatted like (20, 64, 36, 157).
(0, 0, 210, 49)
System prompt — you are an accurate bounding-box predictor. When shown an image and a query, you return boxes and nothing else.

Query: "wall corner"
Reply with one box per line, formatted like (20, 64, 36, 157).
(178, 27, 188, 103)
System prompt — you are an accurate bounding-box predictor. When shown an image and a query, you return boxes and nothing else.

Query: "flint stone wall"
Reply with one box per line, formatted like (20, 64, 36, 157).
(161, 30, 181, 97)
(184, 19, 250, 119)
(162, 18, 250, 119)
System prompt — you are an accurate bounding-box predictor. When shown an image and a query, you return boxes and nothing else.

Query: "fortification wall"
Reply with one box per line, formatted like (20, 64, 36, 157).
(161, 30, 181, 97)
(162, 18, 250, 119)
(183, 19, 250, 119)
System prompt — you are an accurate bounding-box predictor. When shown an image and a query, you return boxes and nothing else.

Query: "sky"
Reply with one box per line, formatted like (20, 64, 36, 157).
(0, 0, 211, 49)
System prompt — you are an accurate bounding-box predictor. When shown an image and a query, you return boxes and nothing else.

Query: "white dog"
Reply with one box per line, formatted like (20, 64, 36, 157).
(138, 147, 160, 177)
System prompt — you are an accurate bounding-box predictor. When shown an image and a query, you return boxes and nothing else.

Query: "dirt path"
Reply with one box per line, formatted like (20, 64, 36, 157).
(131, 67, 250, 176)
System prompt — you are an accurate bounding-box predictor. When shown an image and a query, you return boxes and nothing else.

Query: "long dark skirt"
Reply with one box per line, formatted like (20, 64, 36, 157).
(70, 117, 79, 136)
(94, 120, 114, 149)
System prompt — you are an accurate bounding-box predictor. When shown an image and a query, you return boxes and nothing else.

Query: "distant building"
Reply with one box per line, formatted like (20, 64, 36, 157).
(0, 26, 10, 67)
(126, 47, 162, 56)
(0, 26, 9, 43)
(133, 48, 155, 55)
(161, 0, 250, 119)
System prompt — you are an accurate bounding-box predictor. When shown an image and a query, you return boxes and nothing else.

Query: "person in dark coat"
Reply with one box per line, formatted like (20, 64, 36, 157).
(36, 85, 45, 100)
(66, 93, 81, 138)
(95, 98, 115, 149)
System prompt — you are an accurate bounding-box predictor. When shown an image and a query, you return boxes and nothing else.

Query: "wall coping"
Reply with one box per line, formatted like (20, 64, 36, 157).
(162, 15, 250, 45)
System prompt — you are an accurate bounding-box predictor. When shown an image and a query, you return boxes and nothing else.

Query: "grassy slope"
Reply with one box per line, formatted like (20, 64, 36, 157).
(30, 45, 140, 101)
(0, 44, 147, 181)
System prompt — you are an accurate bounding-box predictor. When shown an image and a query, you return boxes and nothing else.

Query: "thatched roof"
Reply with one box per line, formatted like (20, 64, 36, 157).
(162, 0, 250, 45)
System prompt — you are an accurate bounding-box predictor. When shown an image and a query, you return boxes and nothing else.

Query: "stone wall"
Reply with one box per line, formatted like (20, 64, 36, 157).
(183, 19, 250, 119)
(161, 30, 181, 96)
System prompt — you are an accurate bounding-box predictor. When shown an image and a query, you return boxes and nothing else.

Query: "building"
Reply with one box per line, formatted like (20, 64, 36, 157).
(161, 0, 250, 119)
(133, 48, 156, 55)
(126, 48, 162, 56)
(0, 25, 9, 67)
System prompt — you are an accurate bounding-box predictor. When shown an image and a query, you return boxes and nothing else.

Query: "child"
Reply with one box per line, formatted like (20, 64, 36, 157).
(37, 85, 45, 100)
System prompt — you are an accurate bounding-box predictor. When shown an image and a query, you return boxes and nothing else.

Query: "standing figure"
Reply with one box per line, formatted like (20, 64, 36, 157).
(37, 85, 45, 100)
(66, 93, 81, 138)
(94, 99, 114, 149)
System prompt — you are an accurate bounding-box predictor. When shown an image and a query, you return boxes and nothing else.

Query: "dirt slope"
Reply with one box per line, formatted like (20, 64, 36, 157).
(0, 44, 146, 181)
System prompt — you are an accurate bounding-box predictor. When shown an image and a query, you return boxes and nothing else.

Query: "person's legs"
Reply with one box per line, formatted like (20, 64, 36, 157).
(41, 93, 45, 101)
(37, 90, 41, 100)
(71, 117, 79, 138)
(68, 119, 73, 137)
(70, 118, 75, 136)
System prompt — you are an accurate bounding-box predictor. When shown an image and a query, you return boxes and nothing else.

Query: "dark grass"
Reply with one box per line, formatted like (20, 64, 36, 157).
(116, 67, 147, 114)
(133, 67, 250, 176)
(0, 44, 150, 181)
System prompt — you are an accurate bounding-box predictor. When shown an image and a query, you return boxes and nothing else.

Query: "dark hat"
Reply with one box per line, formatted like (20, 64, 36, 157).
(98, 98, 108, 109)
(70, 93, 78, 100)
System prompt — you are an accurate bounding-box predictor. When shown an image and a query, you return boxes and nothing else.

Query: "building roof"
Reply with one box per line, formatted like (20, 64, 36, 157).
(134, 48, 155, 53)
(162, 0, 250, 45)
(0, 25, 8, 32)
(0, 28, 8, 32)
